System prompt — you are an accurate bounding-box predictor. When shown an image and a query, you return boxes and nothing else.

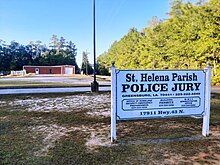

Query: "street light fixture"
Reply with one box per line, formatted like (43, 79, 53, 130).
(91, 0, 99, 92)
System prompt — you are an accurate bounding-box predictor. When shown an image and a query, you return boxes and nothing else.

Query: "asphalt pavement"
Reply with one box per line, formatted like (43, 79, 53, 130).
(0, 86, 219, 95)
(0, 86, 111, 95)
(211, 86, 220, 93)
(0, 75, 111, 86)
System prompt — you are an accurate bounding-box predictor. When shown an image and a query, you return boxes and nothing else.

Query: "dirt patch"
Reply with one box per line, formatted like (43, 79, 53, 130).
(29, 123, 112, 156)
(85, 124, 112, 150)
(164, 133, 220, 164)
(7, 93, 111, 116)
(29, 124, 91, 157)
(0, 116, 7, 121)
(30, 124, 73, 156)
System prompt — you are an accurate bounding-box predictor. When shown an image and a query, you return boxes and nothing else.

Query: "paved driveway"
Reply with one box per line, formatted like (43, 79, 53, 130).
(0, 86, 111, 94)
(0, 75, 111, 86)
(211, 86, 220, 93)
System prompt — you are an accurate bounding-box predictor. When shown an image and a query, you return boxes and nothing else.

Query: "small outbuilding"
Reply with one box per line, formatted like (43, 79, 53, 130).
(23, 65, 75, 75)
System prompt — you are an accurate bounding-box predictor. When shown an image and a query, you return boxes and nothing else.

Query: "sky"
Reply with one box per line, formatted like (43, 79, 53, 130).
(0, 0, 170, 66)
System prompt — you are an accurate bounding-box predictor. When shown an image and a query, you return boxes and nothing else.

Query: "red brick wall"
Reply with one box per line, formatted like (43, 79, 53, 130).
(23, 65, 75, 74)
(23, 66, 36, 73)
(61, 66, 65, 74)
(49, 67, 62, 74)
(24, 66, 62, 74)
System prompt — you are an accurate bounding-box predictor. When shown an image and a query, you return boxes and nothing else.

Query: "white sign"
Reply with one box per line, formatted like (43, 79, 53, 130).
(116, 70, 205, 119)
(111, 65, 212, 143)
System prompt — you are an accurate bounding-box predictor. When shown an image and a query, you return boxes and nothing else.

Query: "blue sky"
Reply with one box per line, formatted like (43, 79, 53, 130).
(0, 0, 170, 66)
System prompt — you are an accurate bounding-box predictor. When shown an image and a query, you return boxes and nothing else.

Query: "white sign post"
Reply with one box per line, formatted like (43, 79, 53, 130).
(111, 63, 211, 143)
(111, 64, 117, 143)
(202, 63, 212, 136)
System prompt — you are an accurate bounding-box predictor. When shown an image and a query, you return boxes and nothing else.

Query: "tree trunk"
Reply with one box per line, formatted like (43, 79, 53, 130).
(213, 50, 217, 76)
(213, 58, 217, 76)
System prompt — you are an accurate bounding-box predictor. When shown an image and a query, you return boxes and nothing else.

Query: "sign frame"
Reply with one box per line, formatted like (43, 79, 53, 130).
(111, 63, 212, 143)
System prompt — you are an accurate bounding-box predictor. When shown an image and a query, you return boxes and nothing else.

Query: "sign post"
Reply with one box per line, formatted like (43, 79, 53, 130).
(111, 63, 117, 143)
(111, 63, 212, 143)
(202, 63, 212, 136)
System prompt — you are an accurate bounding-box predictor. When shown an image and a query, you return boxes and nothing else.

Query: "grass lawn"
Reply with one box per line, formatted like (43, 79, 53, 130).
(0, 75, 110, 89)
(0, 92, 220, 165)
(0, 80, 89, 88)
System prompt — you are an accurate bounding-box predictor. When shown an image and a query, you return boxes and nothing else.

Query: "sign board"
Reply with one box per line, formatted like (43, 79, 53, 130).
(116, 70, 205, 119)
(111, 64, 212, 143)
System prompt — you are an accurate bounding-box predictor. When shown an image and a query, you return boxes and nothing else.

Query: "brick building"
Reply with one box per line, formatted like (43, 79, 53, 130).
(23, 65, 75, 75)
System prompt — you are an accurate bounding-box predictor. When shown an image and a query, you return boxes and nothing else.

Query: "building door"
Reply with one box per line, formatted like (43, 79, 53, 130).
(65, 68, 73, 74)
(35, 68, 39, 75)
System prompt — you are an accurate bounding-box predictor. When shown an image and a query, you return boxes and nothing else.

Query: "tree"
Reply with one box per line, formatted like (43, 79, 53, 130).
(0, 35, 79, 74)
(81, 51, 93, 75)
(97, 0, 220, 84)
(49, 34, 58, 50)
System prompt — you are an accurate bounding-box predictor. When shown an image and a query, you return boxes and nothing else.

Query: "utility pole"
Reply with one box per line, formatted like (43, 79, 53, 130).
(91, 0, 99, 92)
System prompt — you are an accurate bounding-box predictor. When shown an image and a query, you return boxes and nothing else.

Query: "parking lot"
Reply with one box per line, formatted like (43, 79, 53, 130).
(0, 74, 111, 86)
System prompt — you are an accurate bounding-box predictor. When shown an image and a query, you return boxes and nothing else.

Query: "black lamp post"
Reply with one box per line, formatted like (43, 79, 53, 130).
(91, 0, 99, 92)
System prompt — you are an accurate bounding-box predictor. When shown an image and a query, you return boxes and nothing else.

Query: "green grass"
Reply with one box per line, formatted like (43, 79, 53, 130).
(0, 75, 110, 89)
(0, 80, 91, 89)
(0, 92, 220, 164)
(210, 93, 220, 123)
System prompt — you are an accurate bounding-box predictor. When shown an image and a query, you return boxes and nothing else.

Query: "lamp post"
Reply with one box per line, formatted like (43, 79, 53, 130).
(91, 0, 99, 92)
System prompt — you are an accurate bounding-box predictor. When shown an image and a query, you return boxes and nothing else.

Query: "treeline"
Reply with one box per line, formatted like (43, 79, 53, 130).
(80, 51, 109, 75)
(0, 35, 79, 74)
(97, 0, 220, 84)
